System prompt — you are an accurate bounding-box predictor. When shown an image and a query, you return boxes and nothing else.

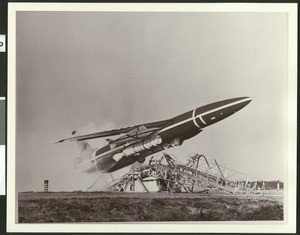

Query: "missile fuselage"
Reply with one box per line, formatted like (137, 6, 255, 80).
(75, 97, 252, 173)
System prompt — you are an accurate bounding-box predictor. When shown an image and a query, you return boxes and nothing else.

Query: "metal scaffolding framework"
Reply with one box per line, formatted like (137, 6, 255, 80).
(112, 153, 267, 195)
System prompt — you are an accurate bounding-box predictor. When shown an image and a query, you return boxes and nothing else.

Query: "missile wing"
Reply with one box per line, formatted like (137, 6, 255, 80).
(56, 119, 172, 143)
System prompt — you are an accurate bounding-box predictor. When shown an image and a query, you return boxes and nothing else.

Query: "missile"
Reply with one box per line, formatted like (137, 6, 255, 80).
(59, 97, 252, 173)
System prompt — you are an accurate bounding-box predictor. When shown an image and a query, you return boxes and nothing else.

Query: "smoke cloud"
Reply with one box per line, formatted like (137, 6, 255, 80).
(70, 121, 141, 191)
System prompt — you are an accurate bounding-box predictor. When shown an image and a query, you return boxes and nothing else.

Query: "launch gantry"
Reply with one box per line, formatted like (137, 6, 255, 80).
(112, 153, 265, 195)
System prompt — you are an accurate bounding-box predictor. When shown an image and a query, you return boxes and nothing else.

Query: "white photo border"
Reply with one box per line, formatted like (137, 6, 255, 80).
(7, 3, 297, 233)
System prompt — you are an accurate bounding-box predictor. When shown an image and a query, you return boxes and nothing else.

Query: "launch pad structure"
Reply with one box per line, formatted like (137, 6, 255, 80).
(111, 153, 268, 195)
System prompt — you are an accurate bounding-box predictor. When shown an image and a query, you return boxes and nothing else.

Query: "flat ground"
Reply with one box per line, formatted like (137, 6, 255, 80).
(18, 191, 283, 222)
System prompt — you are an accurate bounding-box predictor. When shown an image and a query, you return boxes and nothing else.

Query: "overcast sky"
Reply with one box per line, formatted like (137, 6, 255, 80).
(15, 11, 287, 192)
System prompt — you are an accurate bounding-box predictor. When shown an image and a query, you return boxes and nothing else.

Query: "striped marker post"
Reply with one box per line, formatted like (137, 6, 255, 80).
(44, 180, 49, 192)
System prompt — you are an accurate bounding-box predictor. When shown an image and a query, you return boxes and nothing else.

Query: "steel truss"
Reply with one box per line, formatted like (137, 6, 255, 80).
(112, 153, 265, 195)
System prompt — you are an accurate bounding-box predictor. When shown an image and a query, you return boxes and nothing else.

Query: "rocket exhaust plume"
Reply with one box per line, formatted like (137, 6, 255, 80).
(71, 121, 133, 191)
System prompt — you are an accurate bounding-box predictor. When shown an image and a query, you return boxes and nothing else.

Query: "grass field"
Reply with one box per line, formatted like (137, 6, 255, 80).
(18, 191, 283, 222)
